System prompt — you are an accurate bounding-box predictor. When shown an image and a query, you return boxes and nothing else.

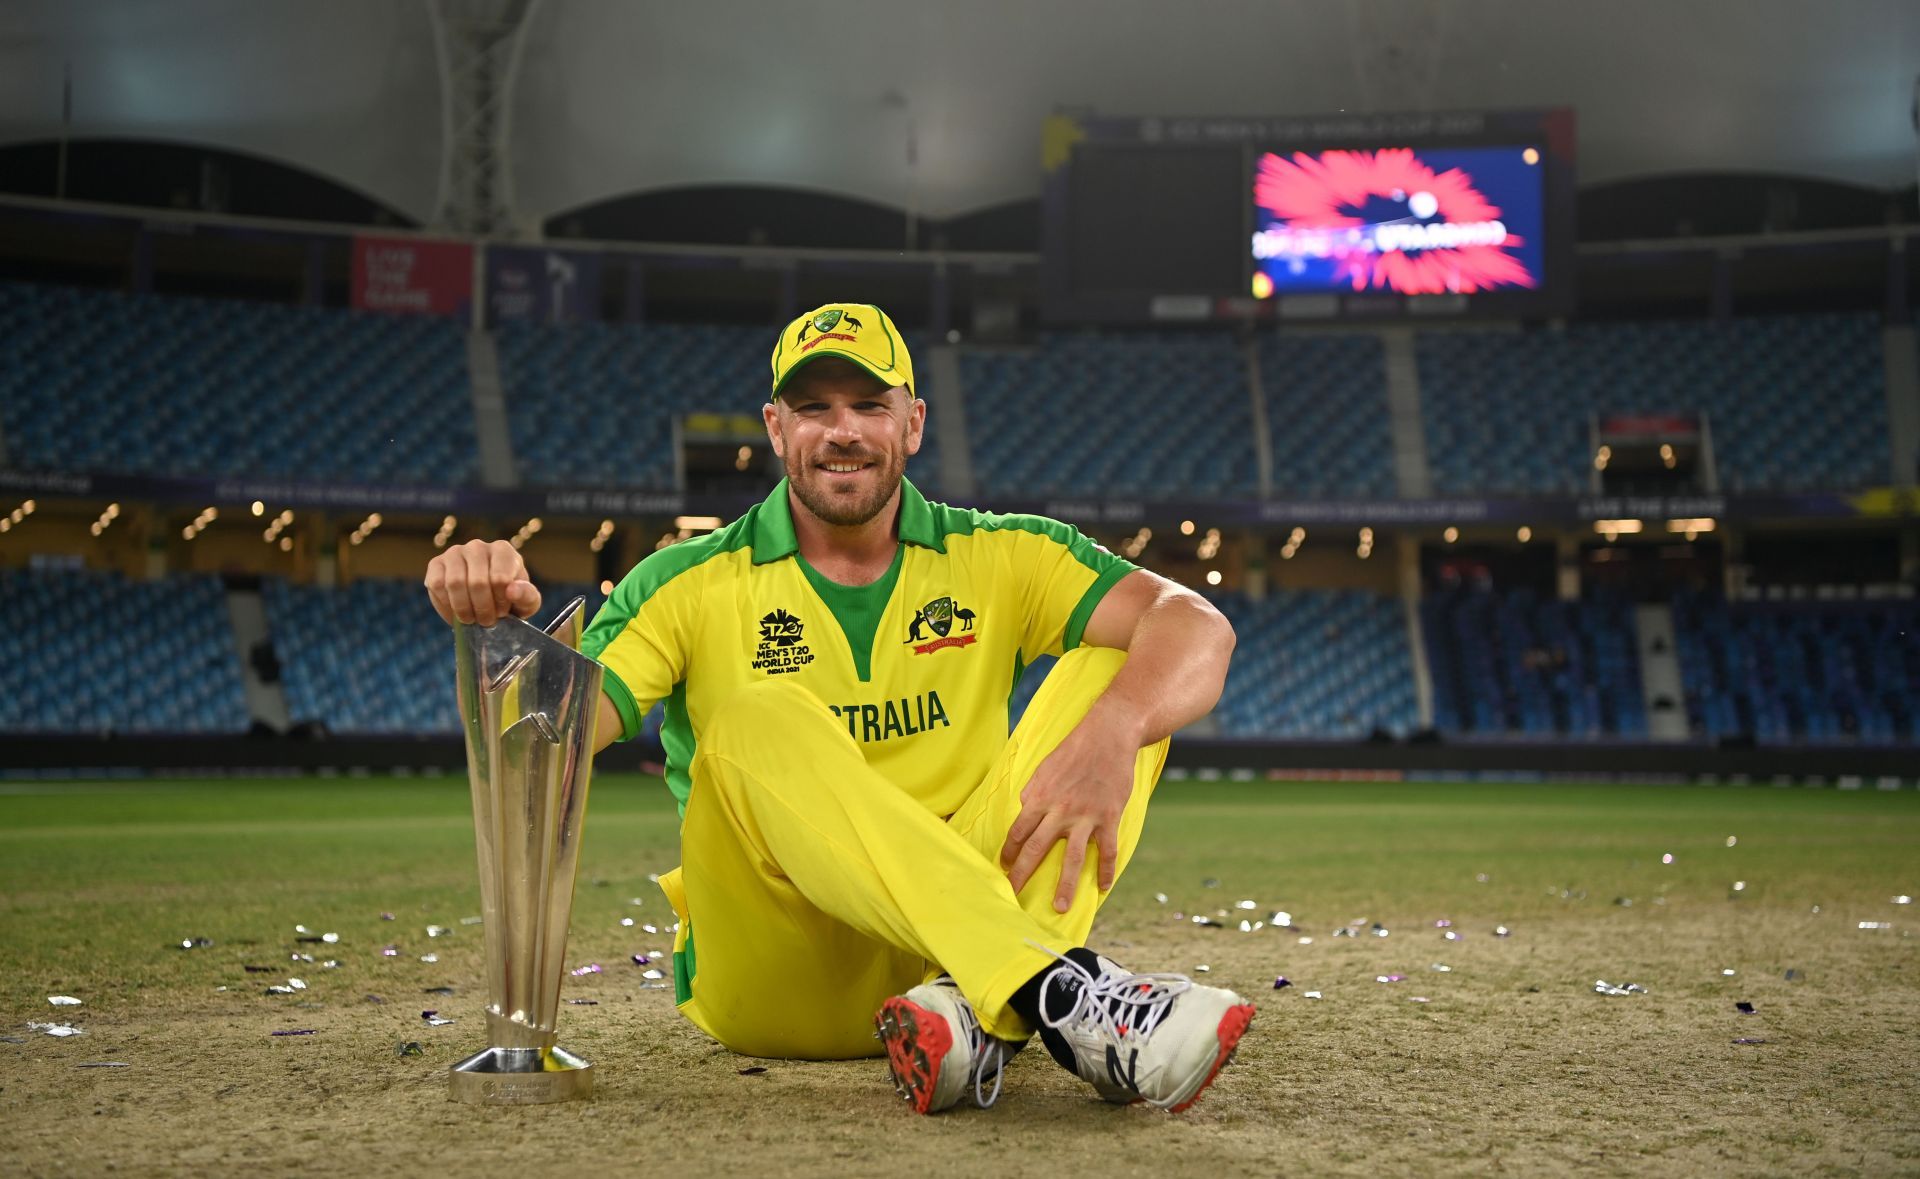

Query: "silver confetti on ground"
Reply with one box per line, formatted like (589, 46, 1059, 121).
(1594, 979, 1649, 996)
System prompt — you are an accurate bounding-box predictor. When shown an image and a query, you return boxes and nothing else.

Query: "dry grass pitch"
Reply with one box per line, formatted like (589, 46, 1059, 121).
(2, 775, 1916, 1177)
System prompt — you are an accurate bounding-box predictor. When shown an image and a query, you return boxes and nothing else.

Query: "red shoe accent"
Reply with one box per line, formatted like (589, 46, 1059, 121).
(875, 997, 955, 1115)
(1168, 1003, 1255, 1113)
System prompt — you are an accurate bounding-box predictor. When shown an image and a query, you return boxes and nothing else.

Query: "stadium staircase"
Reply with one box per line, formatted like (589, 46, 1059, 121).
(1887, 320, 1918, 485)
(1239, 336, 1275, 497)
(467, 329, 520, 488)
(1632, 603, 1690, 739)
(1379, 326, 1434, 498)
(225, 582, 291, 733)
(924, 345, 977, 497)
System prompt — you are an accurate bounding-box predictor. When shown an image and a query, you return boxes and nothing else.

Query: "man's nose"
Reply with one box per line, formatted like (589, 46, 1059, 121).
(822, 407, 863, 443)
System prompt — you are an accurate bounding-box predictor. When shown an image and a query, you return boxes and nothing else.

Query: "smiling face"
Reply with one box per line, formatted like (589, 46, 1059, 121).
(764, 357, 924, 528)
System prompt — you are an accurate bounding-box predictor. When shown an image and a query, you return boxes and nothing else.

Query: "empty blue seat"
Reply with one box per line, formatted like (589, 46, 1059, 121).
(1417, 314, 1885, 494)
(0, 569, 250, 735)
(0, 282, 479, 484)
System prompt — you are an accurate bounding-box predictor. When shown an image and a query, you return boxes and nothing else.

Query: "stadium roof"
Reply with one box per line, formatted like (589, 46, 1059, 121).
(1, 0, 1915, 227)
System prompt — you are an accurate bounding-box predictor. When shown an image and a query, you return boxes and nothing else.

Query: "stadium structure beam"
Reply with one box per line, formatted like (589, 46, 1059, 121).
(427, 0, 541, 238)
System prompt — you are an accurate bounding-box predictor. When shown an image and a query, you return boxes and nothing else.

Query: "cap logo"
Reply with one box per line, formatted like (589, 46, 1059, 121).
(796, 308, 866, 351)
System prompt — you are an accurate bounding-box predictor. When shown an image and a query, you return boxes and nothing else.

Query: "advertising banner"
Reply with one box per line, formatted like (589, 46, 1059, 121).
(351, 235, 475, 316)
(485, 245, 602, 326)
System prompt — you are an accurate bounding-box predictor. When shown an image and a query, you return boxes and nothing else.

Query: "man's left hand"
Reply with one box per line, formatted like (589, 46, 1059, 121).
(998, 708, 1142, 913)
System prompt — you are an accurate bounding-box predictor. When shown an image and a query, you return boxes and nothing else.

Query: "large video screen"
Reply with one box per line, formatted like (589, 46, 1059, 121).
(1039, 109, 1573, 323)
(1251, 145, 1545, 298)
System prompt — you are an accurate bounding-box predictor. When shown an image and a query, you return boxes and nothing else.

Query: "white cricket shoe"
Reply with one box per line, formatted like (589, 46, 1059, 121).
(874, 976, 1025, 1114)
(1037, 951, 1255, 1111)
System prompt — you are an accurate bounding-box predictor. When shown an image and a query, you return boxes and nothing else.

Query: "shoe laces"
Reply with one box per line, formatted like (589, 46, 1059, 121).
(1032, 946, 1192, 1045)
(936, 977, 1012, 1109)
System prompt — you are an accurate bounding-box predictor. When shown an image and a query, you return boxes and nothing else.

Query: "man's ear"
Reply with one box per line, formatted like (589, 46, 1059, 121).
(904, 394, 926, 457)
(763, 401, 784, 459)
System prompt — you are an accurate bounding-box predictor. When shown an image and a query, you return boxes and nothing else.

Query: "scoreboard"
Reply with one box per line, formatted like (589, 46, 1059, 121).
(1041, 108, 1575, 324)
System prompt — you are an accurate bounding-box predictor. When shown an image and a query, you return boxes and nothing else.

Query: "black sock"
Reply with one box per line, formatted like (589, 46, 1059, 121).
(1008, 947, 1106, 1072)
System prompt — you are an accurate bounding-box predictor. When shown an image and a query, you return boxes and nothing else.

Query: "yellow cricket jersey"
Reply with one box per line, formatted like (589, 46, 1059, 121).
(580, 477, 1138, 820)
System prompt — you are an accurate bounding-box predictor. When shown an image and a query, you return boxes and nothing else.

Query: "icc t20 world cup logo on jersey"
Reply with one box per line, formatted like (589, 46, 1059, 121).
(753, 608, 813, 675)
(907, 596, 978, 655)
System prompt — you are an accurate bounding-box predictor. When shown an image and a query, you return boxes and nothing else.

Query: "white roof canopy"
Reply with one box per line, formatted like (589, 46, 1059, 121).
(2, 0, 1915, 226)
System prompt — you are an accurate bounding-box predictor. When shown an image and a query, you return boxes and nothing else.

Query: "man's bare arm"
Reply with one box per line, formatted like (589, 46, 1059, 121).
(1075, 569, 1236, 746)
(593, 692, 624, 755)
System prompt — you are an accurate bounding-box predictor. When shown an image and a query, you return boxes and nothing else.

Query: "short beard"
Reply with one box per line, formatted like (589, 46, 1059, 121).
(784, 442, 908, 527)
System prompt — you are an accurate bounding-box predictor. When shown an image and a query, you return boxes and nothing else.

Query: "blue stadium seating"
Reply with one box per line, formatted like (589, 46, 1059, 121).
(1259, 333, 1397, 497)
(0, 569, 249, 734)
(265, 577, 461, 735)
(1207, 589, 1419, 739)
(961, 332, 1257, 498)
(1418, 314, 1885, 494)
(1423, 586, 1645, 737)
(497, 321, 941, 492)
(0, 281, 478, 483)
(1671, 592, 1920, 744)
(264, 577, 634, 738)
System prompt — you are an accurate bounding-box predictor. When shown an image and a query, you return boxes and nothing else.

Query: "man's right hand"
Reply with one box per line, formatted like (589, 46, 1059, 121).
(424, 539, 543, 626)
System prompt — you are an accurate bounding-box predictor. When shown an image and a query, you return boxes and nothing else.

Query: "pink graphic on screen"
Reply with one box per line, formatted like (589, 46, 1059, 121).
(1252, 147, 1542, 296)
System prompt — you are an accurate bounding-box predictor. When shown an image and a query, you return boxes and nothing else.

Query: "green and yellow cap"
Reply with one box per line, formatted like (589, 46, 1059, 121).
(769, 303, 915, 400)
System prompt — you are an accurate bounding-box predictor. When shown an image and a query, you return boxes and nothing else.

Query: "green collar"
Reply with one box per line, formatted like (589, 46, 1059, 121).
(750, 477, 944, 566)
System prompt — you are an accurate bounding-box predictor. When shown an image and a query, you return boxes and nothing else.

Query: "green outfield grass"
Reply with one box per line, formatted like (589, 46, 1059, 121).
(2, 775, 1916, 1177)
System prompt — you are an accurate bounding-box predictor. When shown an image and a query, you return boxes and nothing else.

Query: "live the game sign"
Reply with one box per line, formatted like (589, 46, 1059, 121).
(351, 234, 474, 316)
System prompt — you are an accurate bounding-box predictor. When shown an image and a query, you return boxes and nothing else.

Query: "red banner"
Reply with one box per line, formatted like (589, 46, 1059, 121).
(351, 235, 474, 316)
(913, 634, 977, 655)
(1598, 414, 1699, 439)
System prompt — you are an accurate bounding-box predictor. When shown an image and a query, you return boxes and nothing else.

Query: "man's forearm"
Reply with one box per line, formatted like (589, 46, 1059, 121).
(1084, 590, 1235, 746)
(593, 690, 624, 754)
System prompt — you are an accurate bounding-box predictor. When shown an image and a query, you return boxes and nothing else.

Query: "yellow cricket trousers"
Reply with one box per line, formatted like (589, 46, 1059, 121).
(653, 646, 1169, 1059)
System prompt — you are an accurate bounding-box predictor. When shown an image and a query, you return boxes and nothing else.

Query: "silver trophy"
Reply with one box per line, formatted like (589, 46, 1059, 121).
(449, 598, 602, 1104)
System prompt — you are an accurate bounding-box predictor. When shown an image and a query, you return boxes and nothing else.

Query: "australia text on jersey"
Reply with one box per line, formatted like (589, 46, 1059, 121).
(827, 692, 951, 744)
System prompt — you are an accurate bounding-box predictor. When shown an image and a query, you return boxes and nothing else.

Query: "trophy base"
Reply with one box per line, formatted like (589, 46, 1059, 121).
(449, 1045, 593, 1104)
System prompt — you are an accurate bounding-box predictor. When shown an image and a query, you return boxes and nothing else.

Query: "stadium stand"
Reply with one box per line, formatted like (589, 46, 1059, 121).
(497, 321, 940, 491)
(1417, 314, 1885, 494)
(1423, 585, 1646, 737)
(265, 577, 461, 735)
(1670, 592, 1920, 744)
(1259, 332, 1398, 497)
(1207, 589, 1419, 738)
(0, 282, 477, 483)
(0, 568, 250, 734)
(263, 577, 635, 738)
(960, 331, 1257, 498)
